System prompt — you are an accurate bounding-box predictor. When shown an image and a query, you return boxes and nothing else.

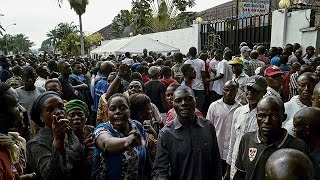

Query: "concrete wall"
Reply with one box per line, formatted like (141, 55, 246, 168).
(144, 23, 201, 55)
(271, 9, 320, 53)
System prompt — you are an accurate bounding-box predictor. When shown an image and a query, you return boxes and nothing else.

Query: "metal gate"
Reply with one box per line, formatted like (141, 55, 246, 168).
(200, 13, 272, 54)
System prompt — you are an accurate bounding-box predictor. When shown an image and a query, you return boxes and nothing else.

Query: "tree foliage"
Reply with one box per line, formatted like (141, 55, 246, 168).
(41, 22, 103, 57)
(0, 34, 34, 54)
(111, 0, 196, 38)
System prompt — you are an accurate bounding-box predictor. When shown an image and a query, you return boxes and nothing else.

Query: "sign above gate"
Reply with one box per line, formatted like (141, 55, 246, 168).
(238, 0, 270, 18)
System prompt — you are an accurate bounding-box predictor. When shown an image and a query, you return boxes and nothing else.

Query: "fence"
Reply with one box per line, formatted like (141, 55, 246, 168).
(200, 13, 272, 54)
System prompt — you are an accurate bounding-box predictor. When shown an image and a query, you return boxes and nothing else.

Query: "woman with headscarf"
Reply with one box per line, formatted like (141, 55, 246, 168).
(92, 93, 147, 179)
(27, 91, 92, 179)
(65, 99, 94, 165)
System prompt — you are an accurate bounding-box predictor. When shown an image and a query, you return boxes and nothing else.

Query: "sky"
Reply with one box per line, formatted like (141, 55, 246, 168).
(1, 0, 228, 49)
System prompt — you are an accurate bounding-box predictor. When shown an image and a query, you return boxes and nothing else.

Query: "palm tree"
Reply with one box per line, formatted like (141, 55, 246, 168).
(46, 22, 78, 53)
(58, 0, 88, 57)
(68, 0, 88, 57)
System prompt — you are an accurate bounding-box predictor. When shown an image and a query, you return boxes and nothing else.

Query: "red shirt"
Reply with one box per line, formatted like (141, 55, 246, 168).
(160, 77, 177, 88)
(142, 75, 150, 84)
(164, 108, 204, 126)
(0, 149, 14, 180)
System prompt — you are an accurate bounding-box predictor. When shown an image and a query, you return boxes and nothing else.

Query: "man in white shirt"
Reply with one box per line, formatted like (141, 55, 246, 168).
(211, 49, 233, 102)
(206, 80, 241, 175)
(121, 52, 134, 66)
(284, 72, 318, 135)
(184, 47, 206, 113)
(263, 65, 284, 99)
(229, 57, 249, 105)
(225, 75, 267, 180)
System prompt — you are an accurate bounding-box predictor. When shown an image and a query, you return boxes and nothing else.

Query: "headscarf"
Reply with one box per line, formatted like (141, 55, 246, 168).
(30, 91, 60, 127)
(65, 99, 89, 117)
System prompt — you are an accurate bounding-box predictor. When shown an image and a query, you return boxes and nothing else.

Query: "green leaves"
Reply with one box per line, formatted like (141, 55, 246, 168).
(111, 0, 196, 38)
(0, 34, 34, 54)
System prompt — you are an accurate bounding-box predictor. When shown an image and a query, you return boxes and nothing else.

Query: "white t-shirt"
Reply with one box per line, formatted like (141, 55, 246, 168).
(121, 58, 134, 66)
(184, 58, 205, 90)
(283, 95, 307, 135)
(212, 59, 232, 95)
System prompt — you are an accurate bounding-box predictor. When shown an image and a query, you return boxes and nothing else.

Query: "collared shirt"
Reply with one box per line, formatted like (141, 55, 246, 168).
(206, 99, 241, 160)
(289, 72, 299, 99)
(257, 55, 269, 65)
(248, 59, 265, 77)
(264, 87, 282, 99)
(235, 130, 308, 180)
(152, 116, 222, 180)
(212, 59, 232, 95)
(283, 95, 308, 135)
(70, 73, 87, 84)
(93, 77, 108, 112)
(303, 54, 317, 63)
(227, 104, 258, 179)
(233, 72, 250, 105)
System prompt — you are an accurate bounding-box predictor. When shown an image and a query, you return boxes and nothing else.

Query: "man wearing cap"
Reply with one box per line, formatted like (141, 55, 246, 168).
(240, 46, 251, 75)
(229, 57, 250, 105)
(264, 65, 284, 99)
(225, 75, 267, 180)
(303, 46, 317, 63)
(145, 66, 168, 114)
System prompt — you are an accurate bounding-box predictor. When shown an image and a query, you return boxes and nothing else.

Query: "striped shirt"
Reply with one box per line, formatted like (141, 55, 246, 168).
(289, 72, 299, 99)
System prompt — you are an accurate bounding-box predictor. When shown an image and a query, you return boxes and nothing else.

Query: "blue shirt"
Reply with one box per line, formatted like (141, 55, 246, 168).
(94, 77, 108, 112)
(270, 56, 281, 67)
(70, 73, 87, 84)
(92, 120, 147, 180)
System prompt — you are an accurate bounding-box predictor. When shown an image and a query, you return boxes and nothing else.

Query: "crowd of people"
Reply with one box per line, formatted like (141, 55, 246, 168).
(0, 42, 319, 180)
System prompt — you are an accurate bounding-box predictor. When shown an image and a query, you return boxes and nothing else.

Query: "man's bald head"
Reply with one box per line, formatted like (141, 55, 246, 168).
(297, 72, 318, 83)
(257, 96, 285, 113)
(266, 148, 314, 180)
(293, 107, 320, 140)
(100, 61, 115, 76)
(224, 80, 238, 88)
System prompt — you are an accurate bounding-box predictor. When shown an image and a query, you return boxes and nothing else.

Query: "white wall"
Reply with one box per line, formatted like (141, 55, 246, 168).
(144, 24, 201, 55)
(271, 9, 320, 53)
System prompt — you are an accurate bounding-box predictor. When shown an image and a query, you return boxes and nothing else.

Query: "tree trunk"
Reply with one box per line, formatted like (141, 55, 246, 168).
(79, 14, 85, 57)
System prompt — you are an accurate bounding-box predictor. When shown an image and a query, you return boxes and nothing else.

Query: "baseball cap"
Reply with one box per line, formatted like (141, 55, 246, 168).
(239, 42, 248, 48)
(264, 65, 284, 77)
(229, 57, 243, 65)
(148, 66, 161, 76)
(246, 75, 267, 91)
(240, 46, 252, 52)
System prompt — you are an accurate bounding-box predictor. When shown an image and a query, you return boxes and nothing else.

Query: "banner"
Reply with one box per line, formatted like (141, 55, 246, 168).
(238, 0, 270, 18)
